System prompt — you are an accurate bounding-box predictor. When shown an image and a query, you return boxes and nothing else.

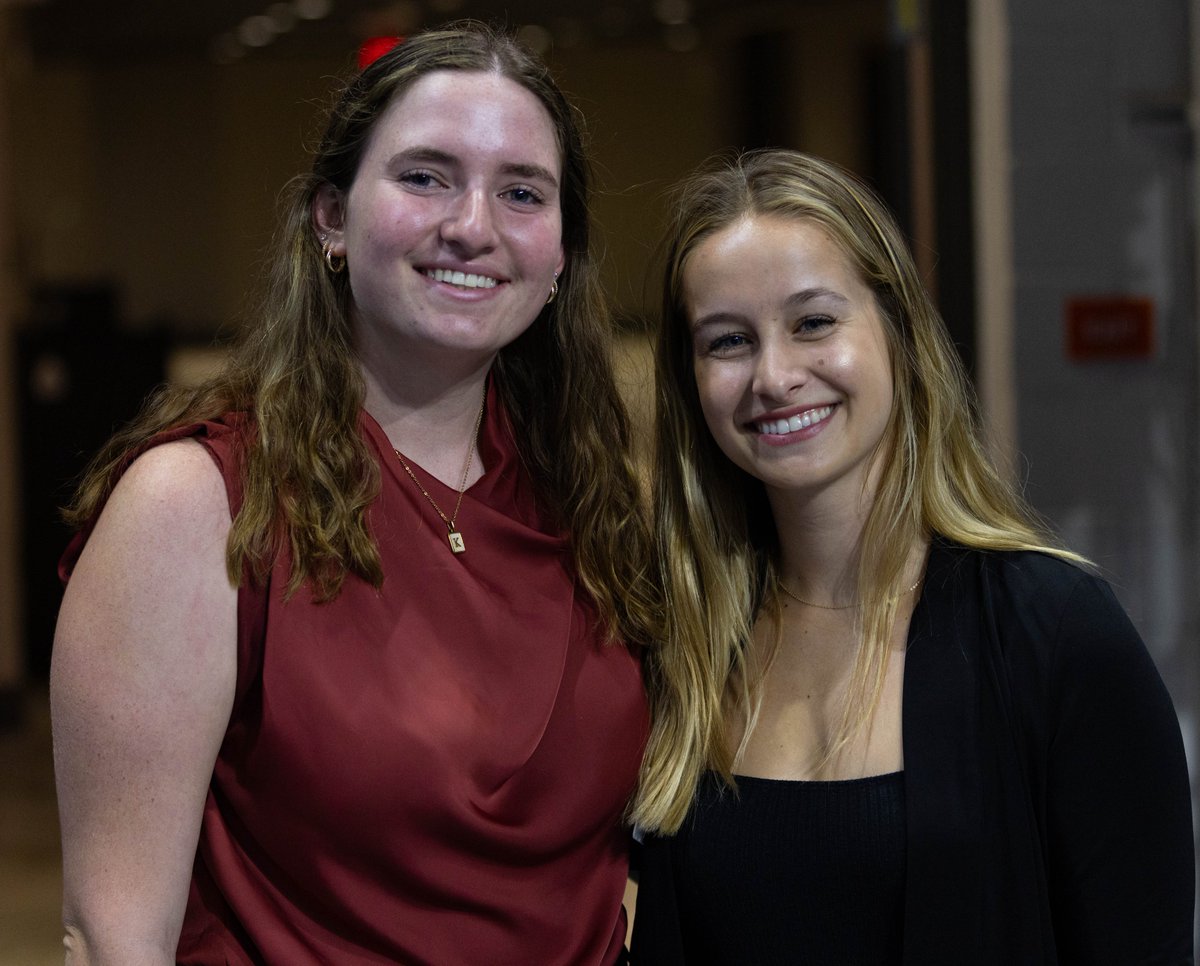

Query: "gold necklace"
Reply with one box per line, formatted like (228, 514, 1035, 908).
(393, 391, 486, 555)
(777, 574, 923, 610)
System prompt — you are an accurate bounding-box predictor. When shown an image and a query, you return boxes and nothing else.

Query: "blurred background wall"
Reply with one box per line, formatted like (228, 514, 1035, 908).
(2, 0, 900, 678)
(0, 0, 1196, 959)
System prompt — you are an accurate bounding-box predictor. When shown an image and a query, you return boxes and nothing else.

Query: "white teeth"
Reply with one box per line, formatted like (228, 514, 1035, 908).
(426, 268, 499, 289)
(757, 405, 834, 436)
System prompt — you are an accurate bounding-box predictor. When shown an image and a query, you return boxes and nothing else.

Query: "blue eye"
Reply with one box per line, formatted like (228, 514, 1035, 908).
(706, 332, 750, 353)
(503, 185, 545, 205)
(399, 170, 439, 189)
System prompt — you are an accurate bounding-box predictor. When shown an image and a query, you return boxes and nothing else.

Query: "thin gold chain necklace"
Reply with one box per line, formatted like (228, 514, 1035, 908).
(777, 574, 922, 610)
(393, 391, 486, 555)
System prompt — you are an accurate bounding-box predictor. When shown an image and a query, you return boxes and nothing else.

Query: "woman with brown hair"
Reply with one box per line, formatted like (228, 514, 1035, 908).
(52, 22, 657, 964)
(631, 148, 1192, 963)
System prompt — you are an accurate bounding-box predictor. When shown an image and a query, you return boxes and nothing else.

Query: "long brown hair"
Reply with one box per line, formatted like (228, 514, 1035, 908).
(66, 22, 659, 648)
(633, 149, 1079, 832)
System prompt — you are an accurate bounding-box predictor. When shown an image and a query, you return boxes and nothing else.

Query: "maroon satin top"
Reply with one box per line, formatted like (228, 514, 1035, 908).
(61, 381, 648, 964)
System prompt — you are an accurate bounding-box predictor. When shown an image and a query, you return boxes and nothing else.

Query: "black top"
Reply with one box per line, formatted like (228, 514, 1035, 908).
(673, 771, 905, 965)
(632, 540, 1195, 965)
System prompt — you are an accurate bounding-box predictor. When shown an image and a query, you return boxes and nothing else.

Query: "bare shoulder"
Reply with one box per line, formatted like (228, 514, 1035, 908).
(57, 437, 238, 678)
(95, 438, 231, 538)
(67, 440, 233, 588)
(53, 439, 239, 960)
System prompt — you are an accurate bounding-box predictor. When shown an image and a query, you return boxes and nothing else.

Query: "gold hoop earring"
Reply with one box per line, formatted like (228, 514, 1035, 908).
(545, 277, 558, 305)
(323, 241, 346, 274)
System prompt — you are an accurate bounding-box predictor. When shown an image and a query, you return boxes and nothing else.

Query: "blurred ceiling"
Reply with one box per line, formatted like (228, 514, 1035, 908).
(18, 0, 746, 65)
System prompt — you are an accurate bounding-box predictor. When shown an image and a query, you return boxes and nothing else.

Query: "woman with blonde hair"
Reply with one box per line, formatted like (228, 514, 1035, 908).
(52, 22, 657, 964)
(631, 148, 1192, 963)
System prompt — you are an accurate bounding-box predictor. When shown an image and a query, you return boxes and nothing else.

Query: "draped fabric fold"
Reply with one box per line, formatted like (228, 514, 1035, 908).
(62, 379, 648, 965)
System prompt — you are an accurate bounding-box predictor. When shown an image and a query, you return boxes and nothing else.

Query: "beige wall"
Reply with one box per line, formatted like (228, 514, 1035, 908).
(553, 43, 730, 319)
(9, 3, 885, 337)
(12, 42, 728, 330)
(12, 54, 344, 333)
(559, 0, 886, 322)
(11, 66, 103, 284)
(789, 0, 887, 172)
(2, 3, 886, 682)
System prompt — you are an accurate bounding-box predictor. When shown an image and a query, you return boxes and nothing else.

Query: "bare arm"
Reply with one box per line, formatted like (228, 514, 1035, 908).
(51, 440, 238, 965)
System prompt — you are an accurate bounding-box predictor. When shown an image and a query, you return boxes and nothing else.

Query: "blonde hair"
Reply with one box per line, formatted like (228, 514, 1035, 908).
(65, 22, 659, 649)
(633, 149, 1082, 832)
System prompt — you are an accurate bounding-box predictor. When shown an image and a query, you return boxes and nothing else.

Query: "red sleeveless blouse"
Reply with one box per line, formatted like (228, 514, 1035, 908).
(61, 380, 648, 964)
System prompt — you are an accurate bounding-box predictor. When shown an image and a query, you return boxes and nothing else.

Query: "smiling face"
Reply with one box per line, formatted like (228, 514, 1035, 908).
(314, 69, 565, 374)
(685, 214, 895, 507)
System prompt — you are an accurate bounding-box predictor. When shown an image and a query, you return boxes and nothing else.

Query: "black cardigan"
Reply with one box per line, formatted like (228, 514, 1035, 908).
(632, 540, 1195, 964)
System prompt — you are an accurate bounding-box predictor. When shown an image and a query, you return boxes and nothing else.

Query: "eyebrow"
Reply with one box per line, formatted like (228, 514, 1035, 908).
(388, 146, 559, 188)
(784, 287, 851, 309)
(690, 287, 851, 331)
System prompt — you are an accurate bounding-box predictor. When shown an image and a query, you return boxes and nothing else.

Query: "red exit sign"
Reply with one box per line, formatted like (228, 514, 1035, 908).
(1065, 296, 1155, 360)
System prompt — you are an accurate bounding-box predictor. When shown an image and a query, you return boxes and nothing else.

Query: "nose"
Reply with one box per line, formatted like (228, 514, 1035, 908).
(751, 338, 806, 401)
(440, 187, 498, 254)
